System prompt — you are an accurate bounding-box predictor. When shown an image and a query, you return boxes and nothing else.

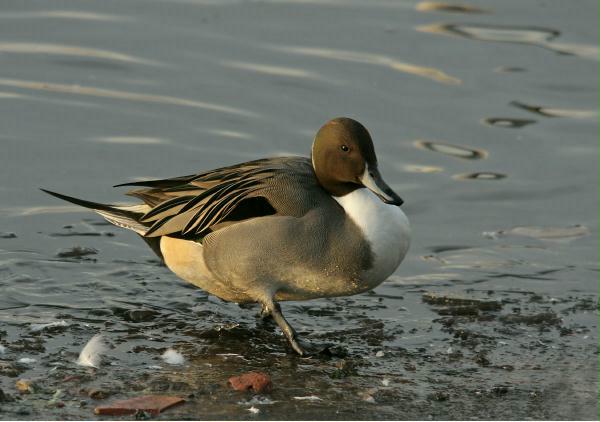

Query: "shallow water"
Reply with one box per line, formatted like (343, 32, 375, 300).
(0, 0, 598, 419)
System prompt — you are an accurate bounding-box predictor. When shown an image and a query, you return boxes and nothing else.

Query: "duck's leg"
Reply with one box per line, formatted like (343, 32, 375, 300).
(263, 301, 306, 356)
(258, 303, 271, 320)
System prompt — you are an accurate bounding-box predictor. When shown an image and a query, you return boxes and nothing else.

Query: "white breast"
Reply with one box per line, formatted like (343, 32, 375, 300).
(334, 188, 410, 285)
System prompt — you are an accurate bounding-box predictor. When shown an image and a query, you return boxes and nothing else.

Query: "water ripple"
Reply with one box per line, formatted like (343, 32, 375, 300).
(510, 101, 599, 119)
(0, 42, 159, 66)
(1, 205, 88, 217)
(221, 60, 321, 80)
(482, 117, 536, 128)
(415, 2, 486, 14)
(92, 136, 170, 145)
(403, 164, 444, 173)
(453, 172, 506, 180)
(0, 10, 131, 22)
(417, 23, 599, 60)
(269, 45, 461, 85)
(0, 78, 259, 117)
(414, 140, 488, 159)
(484, 225, 590, 242)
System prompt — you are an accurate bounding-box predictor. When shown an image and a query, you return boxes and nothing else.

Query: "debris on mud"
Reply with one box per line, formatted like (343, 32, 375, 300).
(499, 311, 561, 326)
(88, 388, 111, 400)
(15, 379, 36, 394)
(0, 232, 17, 239)
(77, 334, 108, 368)
(94, 395, 185, 416)
(30, 320, 69, 333)
(0, 387, 11, 402)
(293, 395, 322, 401)
(56, 246, 98, 259)
(161, 349, 185, 365)
(331, 359, 358, 379)
(422, 293, 502, 316)
(0, 361, 23, 378)
(228, 372, 272, 394)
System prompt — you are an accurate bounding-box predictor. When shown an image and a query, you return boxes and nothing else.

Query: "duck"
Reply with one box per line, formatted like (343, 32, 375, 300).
(42, 117, 410, 355)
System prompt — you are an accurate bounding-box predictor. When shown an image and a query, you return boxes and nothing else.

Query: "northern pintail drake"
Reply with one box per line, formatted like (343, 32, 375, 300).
(43, 117, 410, 355)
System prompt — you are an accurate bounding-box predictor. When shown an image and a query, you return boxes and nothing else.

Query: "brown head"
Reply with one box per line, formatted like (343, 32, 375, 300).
(311, 117, 403, 206)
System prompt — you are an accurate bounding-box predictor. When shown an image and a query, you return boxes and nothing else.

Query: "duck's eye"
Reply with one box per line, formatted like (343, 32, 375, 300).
(340, 145, 349, 152)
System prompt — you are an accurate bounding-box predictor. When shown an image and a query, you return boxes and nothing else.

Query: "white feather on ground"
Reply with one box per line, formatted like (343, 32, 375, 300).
(293, 395, 322, 401)
(161, 348, 185, 365)
(30, 320, 69, 332)
(77, 334, 107, 368)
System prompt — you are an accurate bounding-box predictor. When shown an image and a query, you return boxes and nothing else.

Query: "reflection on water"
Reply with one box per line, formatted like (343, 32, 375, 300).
(0, 205, 85, 216)
(92, 136, 170, 145)
(403, 164, 444, 173)
(482, 117, 536, 128)
(221, 60, 321, 80)
(453, 172, 506, 180)
(0, 10, 131, 22)
(0, 78, 259, 117)
(269, 45, 461, 85)
(494, 66, 527, 73)
(0, 42, 160, 66)
(418, 23, 599, 60)
(415, 1, 486, 14)
(484, 225, 590, 241)
(0, 91, 25, 99)
(510, 101, 599, 119)
(414, 140, 488, 159)
(205, 129, 255, 140)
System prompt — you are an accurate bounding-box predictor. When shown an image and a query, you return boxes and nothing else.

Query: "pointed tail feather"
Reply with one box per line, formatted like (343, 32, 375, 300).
(41, 188, 150, 235)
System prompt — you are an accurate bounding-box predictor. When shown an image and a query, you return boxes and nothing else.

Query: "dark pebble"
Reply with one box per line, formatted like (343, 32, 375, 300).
(56, 246, 98, 258)
(428, 391, 449, 401)
(89, 389, 110, 400)
(16, 407, 31, 415)
(499, 312, 561, 326)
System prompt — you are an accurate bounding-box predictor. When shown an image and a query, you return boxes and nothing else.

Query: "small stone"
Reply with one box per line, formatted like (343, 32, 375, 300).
(16, 379, 35, 394)
(16, 407, 31, 415)
(428, 391, 449, 401)
(375, 350, 385, 357)
(56, 246, 98, 258)
(228, 372, 272, 394)
(88, 389, 110, 400)
(0, 362, 22, 377)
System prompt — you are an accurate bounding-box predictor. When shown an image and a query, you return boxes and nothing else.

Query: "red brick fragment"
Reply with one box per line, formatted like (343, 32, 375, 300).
(228, 371, 272, 394)
(94, 395, 184, 416)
